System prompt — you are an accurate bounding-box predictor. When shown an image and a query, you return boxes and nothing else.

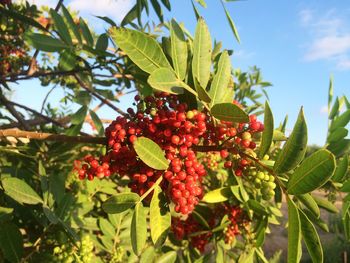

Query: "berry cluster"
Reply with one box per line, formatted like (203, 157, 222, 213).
(223, 205, 247, 244)
(248, 168, 276, 200)
(73, 156, 111, 180)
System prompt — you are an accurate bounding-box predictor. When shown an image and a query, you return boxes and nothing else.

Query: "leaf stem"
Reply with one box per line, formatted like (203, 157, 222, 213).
(138, 176, 163, 203)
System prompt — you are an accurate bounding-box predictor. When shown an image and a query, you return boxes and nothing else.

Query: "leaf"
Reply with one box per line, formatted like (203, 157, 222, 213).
(96, 33, 109, 51)
(150, 0, 164, 22)
(274, 108, 308, 173)
(333, 155, 348, 182)
(341, 180, 350, 192)
(148, 68, 186, 95)
(247, 199, 268, 215)
(170, 19, 188, 80)
(259, 101, 274, 159)
(155, 251, 177, 263)
(0, 207, 13, 223)
(131, 203, 147, 255)
(299, 210, 323, 263)
(192, 210, 210, 229)
(195, 0, 207, 7)
(192, 18, 212, 89)
(209, 50, 232, 106)
(191, 0, 201, 20)
(102, 193, 140, 214)
(99, 218, 115, 238)
(1, 177, 43, 205)
(109, 27, 172, 74)
(0, 223, 23, 263)
(312, 195, 339, 213)
(140, 246, 156, 263)
(0, 7, 47, 31)
(24, 33, 67, 52)
(89, 110, 104, 135)
(287, 198, 302, 263)
(329, 109, 350, 132)
(328, 75, 333, 111)
(202, 187, 232, 203)
(220, 0, 240, 43)
(59, 50, 76, 71)
(211, 103, 249, 123)
(273, 130, 287, 141)
(50, 8, 72, 45)
(70, 106, 88, 125)
(296, 194, 320, 218)
(303, 209, 329, 232)
(287, 149, 336, 194)
(61, 5, 82, 44)
(327, 127, 348, 143)
(134, 137, 169, 170)
(79, 18, 94, 46)
(150, 186, 171, 247)
(329, 97, 339, 119)
(327, 139, 350, 157)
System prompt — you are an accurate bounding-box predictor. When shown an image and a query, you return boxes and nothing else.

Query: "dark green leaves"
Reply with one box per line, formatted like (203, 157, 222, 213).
(333, 155, 349, 182)
(287, 150, 336, 195)
(0, 207, 13, 223)
(150, 186, 171, 247)
(1, 177, 43, 205)
(131, 203, 147, 255)
(259, 101, 274, 159)
(329, 109, 350, 132)
(24, 33, 67, 52)
(209, 51, 232, 106)
(102, 193, 140, 214)
(192, 18, 212, 89)
(287, 199, 302, 263)
(134, 137, 169, 170)
(220, 0, 240, 43)
(170, 19, 187, 80)
(274, 108, 308, 173)
(70, 106, 88, 125)
(89, 110, 104, 135)
(211, 103, 249, 123)
(0, 223, 23, 263)
(297, 194, 320, 218)
(109, 27, 172, 74)
(50, 8, 72, 45)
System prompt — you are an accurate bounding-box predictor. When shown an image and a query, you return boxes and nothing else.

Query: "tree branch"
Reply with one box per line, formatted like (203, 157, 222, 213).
(0, 129, 105, 144)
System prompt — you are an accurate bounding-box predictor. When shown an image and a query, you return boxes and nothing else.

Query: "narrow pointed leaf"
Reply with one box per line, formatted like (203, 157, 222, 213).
(150, 186, 171, 246)
(131, 203, 147, 255)
(59, 50, 76, 71)
(50, 8, 72, 45)
(296, 194, 320, 218)
(79, 18, 94, 46)
(328, 75, 333, 112)
(170, 19, 187, 80)
(61, 5, 82, 44)
(102, 193, 140, 214)
(1, 177, 43, 205)
(329, 97, 339, 119)
(333, 155, 348, 182)
(330, 109, 350, 132)
(274, 108, 308, 173)
(312, 195, 339, 213)
(99, 218, 115, 238)
(299, 210, 323, 263)
(191, 0, 200, 20)
(221, 0, 240, 43)
(150, 0, 164, 22)
(287, 198, 302, 263)
(192, 18, 212, 89)
(70, 106, 88, 125)
(89, 110, 104, 135)
(211, 103, 249, 123)
(303, 209, 329, 232)
(259, 101, 274, 158)
(0, 223, 23, 263)
(209, 50, 232, 106)
(287, 149, 336, 194)
(202, 187, 232, 203)
(327, 127, 348, 143)
(327, 139, 350, 157)
(24, 33, 67, 52)
(134, 137, 169, 170)
(110, 27, 172, 74)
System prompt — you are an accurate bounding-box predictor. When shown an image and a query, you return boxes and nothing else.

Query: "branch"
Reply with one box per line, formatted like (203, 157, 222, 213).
(0, 129, 105, 144)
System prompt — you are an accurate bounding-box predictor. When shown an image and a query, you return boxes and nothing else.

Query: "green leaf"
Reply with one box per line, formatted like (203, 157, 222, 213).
(299, 210, 323, 263)
(0, 7, 47, 31)
(70, 106, 88, 125)
(140, 246, 156, 263)
(273, 130, 287, 141)
(99, 218, 115, 238)
(192, 18, 212, 89)
(327, 127, 348, 143)
(89, 110, 104, 135)
(287, 149, 336, 194)
(195, 0, 207, 7)
(302, 209, 329, 232)
(59, 50, 77, 71)
(150, 186, 171, 247)
(24, 33, 67, 52)
(328, 75, 333, 112)
(96, 33, 109, 51)
(287, 198, 302, 263)
(202, 187, 232, 203)
(50, 8, 72, 45)
(134, 137, 169, 170)
(148, 68, 186, 95)
(274, 108, 308, 173)
(155, 251, 177, 263)
(312, 195, 339, 213)
(341, 180, 350, 192)
(211, 103, 249, 123)
(1, 177, 43, 205)
(329, 109, 350, 132)
(102, 193, 140, 214)
(327, 139, 350, 157)
(61, 5, 82, 44)
(220, 0, 240, 43)
(259, 101, 274, 159)
(150, 0, 164, 22)
(109, 27, 172, 74)
(247, 199, 268, 215)
(79, 18, 94, 46)
(170, 19, 188, 80)
(329, 97, 339, 119)
(192, 210, 210, 229)
(296, 194, 320, 218)
(0, 207, 13, 223)
(131, 203, 147, 256)
(333, 155, 349, 182)
(209, 50, 232, 106)
(0, 223, 23, 263)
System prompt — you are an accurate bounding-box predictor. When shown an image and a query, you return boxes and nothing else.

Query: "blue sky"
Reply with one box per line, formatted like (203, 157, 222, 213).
(12, 0, 350, 145)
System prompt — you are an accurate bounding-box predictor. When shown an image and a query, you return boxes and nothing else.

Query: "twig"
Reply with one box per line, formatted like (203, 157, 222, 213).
(0, 129, 106, 144)
(41, 84, 57, 113)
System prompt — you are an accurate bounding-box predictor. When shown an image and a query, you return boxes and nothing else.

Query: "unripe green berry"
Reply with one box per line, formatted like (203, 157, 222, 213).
(257, 172, 265, 180)
(186, 111, 194, 119)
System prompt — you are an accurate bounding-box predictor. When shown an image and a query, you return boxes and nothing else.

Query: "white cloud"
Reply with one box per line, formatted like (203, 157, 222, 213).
(233, 50, 255, 59)
(299, 8, 350, 70)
